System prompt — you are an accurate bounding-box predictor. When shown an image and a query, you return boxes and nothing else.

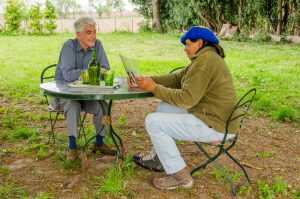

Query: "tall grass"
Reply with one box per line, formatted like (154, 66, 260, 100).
(0, 32, 299, 122)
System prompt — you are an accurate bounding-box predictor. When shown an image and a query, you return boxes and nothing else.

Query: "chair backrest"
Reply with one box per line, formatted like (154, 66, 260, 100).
(40, 64, 57, 83)
(168, 67, 256, 143)
(169, 66, 185, 74)
(223, 88, 257, 141)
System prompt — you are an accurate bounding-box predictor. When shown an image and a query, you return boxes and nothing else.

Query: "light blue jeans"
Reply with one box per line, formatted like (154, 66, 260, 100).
(145, 102, 234, 175)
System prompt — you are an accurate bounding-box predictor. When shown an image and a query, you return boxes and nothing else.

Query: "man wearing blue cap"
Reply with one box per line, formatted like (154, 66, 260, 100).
(129, 26, 238, 190)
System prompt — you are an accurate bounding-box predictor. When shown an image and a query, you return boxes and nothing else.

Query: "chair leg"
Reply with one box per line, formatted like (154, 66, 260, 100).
(195, 142, 212, 159)
(191, 150, 223, 176)
(192, 142, 250, 195)
(224, 150, 251, 184)
(78, 112, 87, 145)
(48, 111, 59, 145)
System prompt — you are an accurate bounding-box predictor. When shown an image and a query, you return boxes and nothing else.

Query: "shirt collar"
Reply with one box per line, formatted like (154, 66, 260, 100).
(75, 39, 96, 52)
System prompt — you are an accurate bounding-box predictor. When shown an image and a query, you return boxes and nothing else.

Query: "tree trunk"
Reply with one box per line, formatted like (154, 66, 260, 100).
(198, 12, 219, 32)
(296, 1, 300, 35)
(238, 0, 242, 30)
(282, 0, 289, 34)
(152, 0, 161, 31)
(296, 13, 300, 35)
(276, 0, 283, 35)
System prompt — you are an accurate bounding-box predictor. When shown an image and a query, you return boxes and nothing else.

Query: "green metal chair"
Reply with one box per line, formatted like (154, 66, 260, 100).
(191, 88, 256, 192)
(170, 66, 256, 194)
(40, 64, 87, 145)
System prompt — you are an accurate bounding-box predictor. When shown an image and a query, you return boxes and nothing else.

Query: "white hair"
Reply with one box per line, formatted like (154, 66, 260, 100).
(74, 17, 96, 32)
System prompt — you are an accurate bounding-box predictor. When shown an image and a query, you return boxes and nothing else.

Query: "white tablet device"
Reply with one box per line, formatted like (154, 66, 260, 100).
(119, 54, 140, 85)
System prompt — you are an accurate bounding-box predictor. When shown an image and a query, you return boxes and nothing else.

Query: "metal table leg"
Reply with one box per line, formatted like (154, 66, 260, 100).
(83, 100, 125, 160)
(106, 100, 125, 160)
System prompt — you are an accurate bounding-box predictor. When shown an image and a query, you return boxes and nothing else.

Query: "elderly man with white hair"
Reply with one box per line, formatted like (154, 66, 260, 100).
(55, 17, 115, 160)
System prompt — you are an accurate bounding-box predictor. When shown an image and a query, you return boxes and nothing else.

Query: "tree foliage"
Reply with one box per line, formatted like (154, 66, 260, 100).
(131, 0, 300, 35)
(28, 3, 43, 34)
(91, 0, 124, 17)
(93, 4, 109, 17)
(4, 0, 24, 33)
(54, 0, 80, 18)
(44, 0, 57, 34)
(111, 0, 125, 13)
(131, 0, 152, 19)
(3, 0, 58, 35)
(92, 0, 113, 17)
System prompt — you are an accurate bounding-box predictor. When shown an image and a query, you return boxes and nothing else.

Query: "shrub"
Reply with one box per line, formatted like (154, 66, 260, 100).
(138, 20, 153, 33)
(232, 32, 250, 42)
(279, 34, 290, 43)
(4, 0, 24, 33)
(44, 0, 57, 34)
(252, 31, 272, 42)
(28, 3, 43, 34)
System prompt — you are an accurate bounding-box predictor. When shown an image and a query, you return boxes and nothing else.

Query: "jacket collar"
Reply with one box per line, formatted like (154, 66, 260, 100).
(191, 46, 216, 61)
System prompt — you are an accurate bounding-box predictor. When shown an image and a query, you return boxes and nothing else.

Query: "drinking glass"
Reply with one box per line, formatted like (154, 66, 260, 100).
(80, 70, 89, 84)
(104, 70, 115, 86)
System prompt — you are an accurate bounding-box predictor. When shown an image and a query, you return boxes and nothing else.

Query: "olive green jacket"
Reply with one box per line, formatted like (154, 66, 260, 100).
(151, 46, 239, 133)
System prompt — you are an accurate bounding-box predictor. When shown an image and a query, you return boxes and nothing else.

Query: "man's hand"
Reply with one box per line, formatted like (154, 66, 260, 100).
(127, 77, 138, 88)
(136, 76, 157, 92)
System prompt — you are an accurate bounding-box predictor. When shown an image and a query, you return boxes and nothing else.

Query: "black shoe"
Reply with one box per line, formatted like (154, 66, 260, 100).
(133, 151, 164, 172)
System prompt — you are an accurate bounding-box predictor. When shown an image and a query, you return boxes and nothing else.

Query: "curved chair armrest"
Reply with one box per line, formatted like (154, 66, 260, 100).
(169, 66, 185, 74)
(40, 64, 57, 83)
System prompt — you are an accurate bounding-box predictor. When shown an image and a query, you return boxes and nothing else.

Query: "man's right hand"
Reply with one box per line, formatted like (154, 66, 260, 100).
(136, 76, 157, 92)
(127, 76, 138, 88)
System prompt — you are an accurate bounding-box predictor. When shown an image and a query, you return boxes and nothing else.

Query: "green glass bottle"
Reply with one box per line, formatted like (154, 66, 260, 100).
(88, 49, 100, 85)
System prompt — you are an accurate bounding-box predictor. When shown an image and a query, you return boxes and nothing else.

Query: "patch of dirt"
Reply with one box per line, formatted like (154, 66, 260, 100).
(0, 97, 300, 198)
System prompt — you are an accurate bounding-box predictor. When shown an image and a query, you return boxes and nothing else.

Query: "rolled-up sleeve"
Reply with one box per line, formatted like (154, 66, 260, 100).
(60, 44, 81, 82)
(97, 41, 110, 70)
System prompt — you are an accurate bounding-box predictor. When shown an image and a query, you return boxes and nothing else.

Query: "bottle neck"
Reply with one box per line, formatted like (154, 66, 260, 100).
(89, 50, 98, 67)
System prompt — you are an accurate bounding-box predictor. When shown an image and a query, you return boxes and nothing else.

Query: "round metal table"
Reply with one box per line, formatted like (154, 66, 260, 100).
(40, 81, 153, 159)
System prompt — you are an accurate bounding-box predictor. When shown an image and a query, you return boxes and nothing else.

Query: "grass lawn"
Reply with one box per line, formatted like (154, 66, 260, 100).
(0, 32, 299, 122)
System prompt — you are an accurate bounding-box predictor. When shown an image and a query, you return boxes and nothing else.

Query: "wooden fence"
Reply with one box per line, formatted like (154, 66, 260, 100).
(0, 16, 145, 33)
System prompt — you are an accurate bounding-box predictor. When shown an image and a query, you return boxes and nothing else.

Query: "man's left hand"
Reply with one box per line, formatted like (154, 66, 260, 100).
(136, 76, 157, 92)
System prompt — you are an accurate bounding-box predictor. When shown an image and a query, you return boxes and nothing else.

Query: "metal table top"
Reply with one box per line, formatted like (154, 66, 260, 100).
(40, 81, 153, 100)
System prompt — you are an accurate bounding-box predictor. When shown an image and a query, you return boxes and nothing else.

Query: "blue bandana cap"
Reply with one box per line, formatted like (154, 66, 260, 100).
(180, 26, 219, 45)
